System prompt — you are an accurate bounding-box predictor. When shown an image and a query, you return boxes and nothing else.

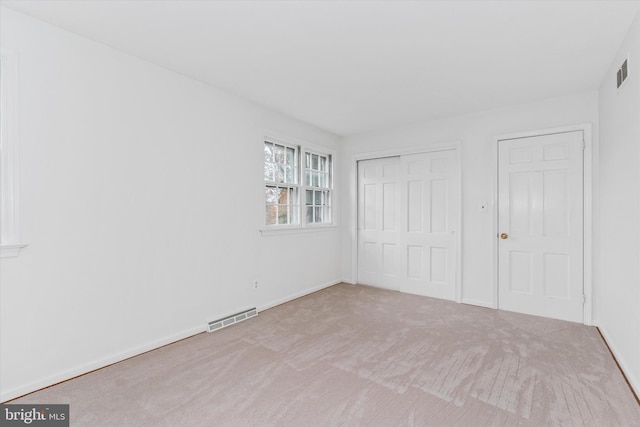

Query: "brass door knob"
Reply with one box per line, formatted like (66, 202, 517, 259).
(500, 233, 509, 239)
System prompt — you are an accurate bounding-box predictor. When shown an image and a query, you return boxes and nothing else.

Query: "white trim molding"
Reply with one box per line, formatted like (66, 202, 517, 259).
(0, 325, 204, 403)
(1, 51, 27, 258)
(598, 325, 640, 398)
(492, 123, 594, 325)
(258, 279, 342, 312)
(1, 244, 27, 258)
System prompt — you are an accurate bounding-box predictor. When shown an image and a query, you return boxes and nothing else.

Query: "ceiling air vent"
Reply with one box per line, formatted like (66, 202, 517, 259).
(616, 58, 629, 89)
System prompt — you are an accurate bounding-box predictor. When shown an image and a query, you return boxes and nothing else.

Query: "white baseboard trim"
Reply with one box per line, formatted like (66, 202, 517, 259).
(597, 324, 640, 399)
(461, 298, 495, 309)
(2, 282, 345, 403)
(1, 325, 204, 403)
(258, 279, 343, 312)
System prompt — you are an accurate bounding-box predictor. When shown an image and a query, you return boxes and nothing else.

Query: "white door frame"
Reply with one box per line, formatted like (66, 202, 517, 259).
(492, 124, 593, 325)
(351, 142, 462, 302)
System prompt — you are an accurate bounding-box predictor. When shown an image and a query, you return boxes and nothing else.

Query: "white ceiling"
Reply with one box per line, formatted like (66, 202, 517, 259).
(3, 0, 639, 136)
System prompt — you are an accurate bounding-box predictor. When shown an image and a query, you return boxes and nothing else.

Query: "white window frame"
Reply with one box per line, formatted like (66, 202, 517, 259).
(1, 51, 26, 257)
(303, 149, 333, 226)
(261, 133, 336, 234)
(264, 138, 301, 227)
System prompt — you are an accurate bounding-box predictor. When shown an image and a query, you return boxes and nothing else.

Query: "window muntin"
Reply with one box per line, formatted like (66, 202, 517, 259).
(264, 141, 299, 225)
(264, 138, 333, 228)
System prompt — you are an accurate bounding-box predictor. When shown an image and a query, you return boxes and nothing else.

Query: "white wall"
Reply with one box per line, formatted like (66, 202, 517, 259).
(597, 11, 640, 395)
(340, 93, 599, 307)
(0, 7, 341, 402)
(4, 1, 638, 404)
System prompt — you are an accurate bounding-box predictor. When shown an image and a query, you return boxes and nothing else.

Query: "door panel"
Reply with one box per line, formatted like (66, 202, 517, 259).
(401, 151, 457, 300)
(383, 183, 397, 231)
(498, 131, 583, 322)
(407, 181, 423, 232)
(357, 156, 401, 290)
(363, 184, 376, 230)
(357, 150, 458, 300)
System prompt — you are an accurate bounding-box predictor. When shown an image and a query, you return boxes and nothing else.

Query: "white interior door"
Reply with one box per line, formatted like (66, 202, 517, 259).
(400, 151, 458, 300)
(357, 150, 458, 300)
(357, 156, 401, 290)
(498, 131, 584, 322)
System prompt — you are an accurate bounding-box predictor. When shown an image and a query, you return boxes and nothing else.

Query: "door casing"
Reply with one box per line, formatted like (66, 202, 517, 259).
(493, 124, 593, 325)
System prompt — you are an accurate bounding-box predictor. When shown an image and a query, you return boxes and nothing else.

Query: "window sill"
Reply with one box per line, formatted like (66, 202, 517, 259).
(260, 225, 340, 237)
(1, 243, 27, 258)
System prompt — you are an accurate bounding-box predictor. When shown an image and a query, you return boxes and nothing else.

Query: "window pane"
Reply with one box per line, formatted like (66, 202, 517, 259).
(314, 207, 322, 223)
(314, 190, 322, 205)
(286, 147, 295, 165)
(322, 173, 329, 188)
(289, 187, 298, 205)
(278, 165, 285, 183)
(306, 190, 313, 206)
(290, 206, 299, 224)
(275, 145, 285, 163)
(305, 170, 312, 186)
(312, 154, 319, 170)
(306, 206, 314, 224)
(277, 187, 288, 204)
(320, 156, 327, 171)
(265, 187, 278, 204)
(324, 206, 331, 223)
(285, 166, 294, 184)
(264, 163, 275, 182)
(265, 205, 277, 225)
(312, 171, 319, 187)
(264, 143, 273, 162)
(306, 152, 311, 169)
(277, 205, 288, 224)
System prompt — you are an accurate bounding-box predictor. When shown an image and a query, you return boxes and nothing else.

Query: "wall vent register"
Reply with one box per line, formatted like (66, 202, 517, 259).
(207, 308, 258, 332)
(616, 58, 628, 89)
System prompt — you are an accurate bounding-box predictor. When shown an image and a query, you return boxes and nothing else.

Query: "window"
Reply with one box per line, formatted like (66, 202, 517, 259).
(304, 151, 332, 224)
(264, 137, 333, 228)
(1, 52, 24, 257)
(264, 141, 299, 225)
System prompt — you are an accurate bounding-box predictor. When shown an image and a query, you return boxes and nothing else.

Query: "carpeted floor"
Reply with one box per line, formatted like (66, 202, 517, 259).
(9, 283, 640, 426)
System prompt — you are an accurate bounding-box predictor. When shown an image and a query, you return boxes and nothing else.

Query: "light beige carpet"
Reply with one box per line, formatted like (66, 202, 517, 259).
(9, 283, 640, 426)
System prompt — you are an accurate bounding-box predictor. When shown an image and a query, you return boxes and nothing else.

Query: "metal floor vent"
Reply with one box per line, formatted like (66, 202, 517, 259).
(207, 307, 257, 333)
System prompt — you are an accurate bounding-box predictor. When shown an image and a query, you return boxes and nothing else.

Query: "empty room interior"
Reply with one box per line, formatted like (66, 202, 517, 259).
(2, 0, 640, 425)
